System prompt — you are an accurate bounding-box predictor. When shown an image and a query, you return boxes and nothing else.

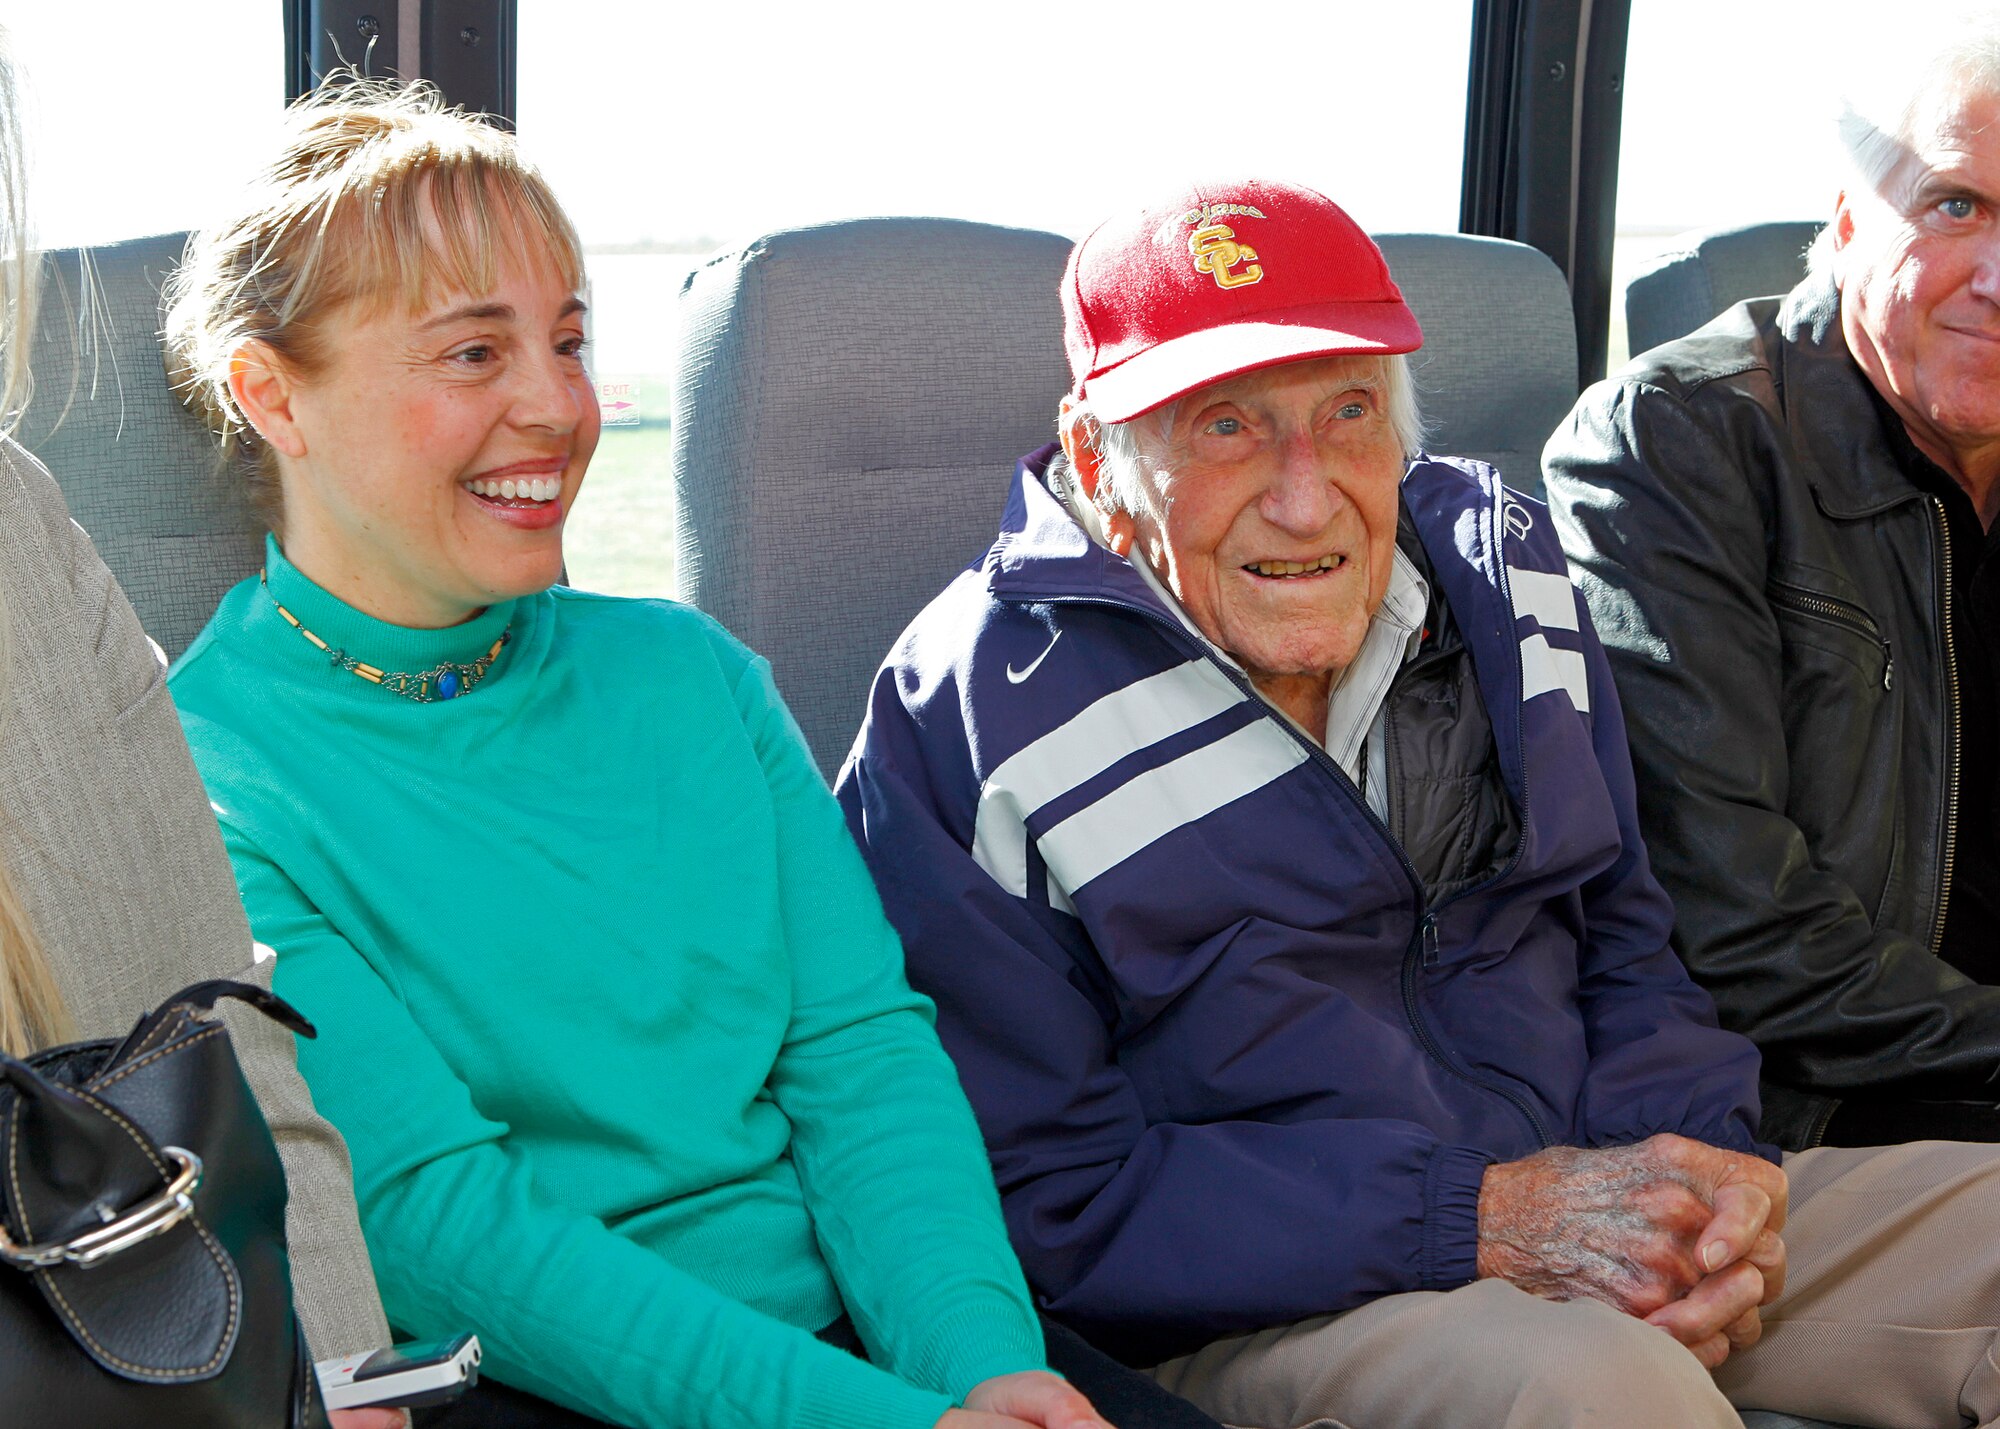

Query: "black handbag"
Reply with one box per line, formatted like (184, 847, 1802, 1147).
(0, 979, 330, 1428)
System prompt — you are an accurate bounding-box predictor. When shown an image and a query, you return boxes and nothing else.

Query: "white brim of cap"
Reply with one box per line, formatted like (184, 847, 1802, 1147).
(1083, 318, 1421, 424)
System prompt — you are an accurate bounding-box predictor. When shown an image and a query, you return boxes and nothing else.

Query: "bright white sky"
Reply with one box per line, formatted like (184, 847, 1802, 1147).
(3, 0, 1966, 252)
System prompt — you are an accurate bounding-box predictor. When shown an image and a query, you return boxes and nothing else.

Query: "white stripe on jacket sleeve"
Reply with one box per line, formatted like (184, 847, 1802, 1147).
(971, 660, 1244, 897)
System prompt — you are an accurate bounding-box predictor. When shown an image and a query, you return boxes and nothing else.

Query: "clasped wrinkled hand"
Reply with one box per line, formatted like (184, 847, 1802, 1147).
(1476, 1132, 1789, 1369)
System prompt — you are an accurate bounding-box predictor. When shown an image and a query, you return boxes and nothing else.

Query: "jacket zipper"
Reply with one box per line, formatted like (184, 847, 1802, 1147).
(1930, 499, 1961, 954)
(1801, 1094, 1841, 1152)
(1767, 581, 1895, 691)
(1032, 570, 1554, 1150)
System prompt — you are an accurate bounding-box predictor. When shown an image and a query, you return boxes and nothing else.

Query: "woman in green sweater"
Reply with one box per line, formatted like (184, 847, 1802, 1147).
(160, 82, 1131, 1429)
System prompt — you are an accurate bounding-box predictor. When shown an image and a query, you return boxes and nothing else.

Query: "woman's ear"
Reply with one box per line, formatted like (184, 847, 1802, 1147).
(227, 342, 309, 459)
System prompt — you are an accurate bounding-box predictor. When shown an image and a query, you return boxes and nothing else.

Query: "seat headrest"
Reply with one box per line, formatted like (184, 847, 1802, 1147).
(1624, 220, 1823, 359)
(16, 233, 263, 660)
(671, 217, 1075, 776)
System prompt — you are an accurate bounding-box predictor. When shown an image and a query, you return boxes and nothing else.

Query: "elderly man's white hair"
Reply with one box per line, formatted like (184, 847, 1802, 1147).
(1072, 353, 1426, 519)
(1808, 10, 2000, 276)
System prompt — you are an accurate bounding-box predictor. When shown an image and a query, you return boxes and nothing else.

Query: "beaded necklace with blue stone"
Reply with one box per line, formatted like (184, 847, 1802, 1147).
(261, 569, 507, 703)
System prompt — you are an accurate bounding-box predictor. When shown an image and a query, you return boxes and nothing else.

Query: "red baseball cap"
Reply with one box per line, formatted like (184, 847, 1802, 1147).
(1062, 178, 1423, 424)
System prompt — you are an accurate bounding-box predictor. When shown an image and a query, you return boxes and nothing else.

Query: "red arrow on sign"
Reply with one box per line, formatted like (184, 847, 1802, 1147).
(603, 401, 635, 411)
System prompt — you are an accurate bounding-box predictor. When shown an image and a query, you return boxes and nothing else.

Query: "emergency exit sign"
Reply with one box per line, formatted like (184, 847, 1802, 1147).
(597, 378, 641, 428)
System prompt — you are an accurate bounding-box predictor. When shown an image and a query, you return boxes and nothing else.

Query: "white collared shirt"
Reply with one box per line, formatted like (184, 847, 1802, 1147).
(1059, 469, 1428, 818)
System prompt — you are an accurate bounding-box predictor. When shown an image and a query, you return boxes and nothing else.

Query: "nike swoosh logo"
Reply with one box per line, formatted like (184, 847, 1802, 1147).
(1007, 629, 1063, 684)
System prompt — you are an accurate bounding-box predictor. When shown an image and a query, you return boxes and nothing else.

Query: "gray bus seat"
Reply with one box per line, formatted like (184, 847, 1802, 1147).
(1624, 220, 1823, 358)
(671, 217, 1074, 781)
(16, 232, 263, 661)
(1382, 231, 1577, 497)
(670, 218, 1581, 779)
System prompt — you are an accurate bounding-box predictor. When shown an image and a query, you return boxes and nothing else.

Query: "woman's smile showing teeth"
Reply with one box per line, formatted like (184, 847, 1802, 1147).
(1245, 554, 1345, 578)
(466, 475, 562, 503)
(462, 461, 570, 532)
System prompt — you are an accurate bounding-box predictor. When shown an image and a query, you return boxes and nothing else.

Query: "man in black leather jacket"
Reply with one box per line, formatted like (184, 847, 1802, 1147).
(1546, 26, 2000, 1151)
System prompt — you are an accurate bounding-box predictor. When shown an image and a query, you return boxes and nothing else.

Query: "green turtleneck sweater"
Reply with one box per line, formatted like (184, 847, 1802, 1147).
(170, 538, 1044, 1429)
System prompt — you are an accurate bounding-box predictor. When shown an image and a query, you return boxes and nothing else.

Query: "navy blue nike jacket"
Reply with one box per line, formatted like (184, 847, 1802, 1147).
(835, 446, 1766, 1363)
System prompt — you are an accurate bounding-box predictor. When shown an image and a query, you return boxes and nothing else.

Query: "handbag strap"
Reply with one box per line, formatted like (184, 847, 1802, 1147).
(0, 985, 268, 1382)
(105, 978, 316, 1069)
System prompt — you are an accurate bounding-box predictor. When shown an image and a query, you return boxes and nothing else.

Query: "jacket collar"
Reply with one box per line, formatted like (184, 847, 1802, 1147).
(986, 443, 1177, 615)
(1776, 268, 1930, 519)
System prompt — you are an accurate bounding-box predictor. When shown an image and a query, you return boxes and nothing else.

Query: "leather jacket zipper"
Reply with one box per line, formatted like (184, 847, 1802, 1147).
(1768, 581, 1895, 690)
(1031, 567, 1555, 1151)
(1930, 499, 1961, 954)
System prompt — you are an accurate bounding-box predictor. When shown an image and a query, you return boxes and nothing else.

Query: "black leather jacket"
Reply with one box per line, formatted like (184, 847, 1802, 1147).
(1545, 272, 2000, 1150)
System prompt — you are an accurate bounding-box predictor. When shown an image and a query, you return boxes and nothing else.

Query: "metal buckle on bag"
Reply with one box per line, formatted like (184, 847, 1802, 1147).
(0, 1146, 203, 1271)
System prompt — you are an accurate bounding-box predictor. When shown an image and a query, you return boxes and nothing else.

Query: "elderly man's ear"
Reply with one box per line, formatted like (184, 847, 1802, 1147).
(1057, 399, 1138, 556)
(1056, 397, 1103, 490)
(1826, 190, 1860, 283)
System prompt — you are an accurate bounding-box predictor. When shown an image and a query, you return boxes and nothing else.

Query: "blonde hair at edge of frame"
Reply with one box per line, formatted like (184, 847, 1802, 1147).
(0, 28, 73, 1058)
(1070, 353, 1428, 520)
(161, 74, 585, 534)
(0, 26, 37, 432)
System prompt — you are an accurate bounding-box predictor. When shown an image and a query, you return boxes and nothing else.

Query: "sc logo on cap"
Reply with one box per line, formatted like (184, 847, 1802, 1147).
(1189, 224, 1263, 290)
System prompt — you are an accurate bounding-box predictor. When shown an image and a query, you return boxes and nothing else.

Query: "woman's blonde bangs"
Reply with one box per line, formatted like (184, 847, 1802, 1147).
(282, 120, 584, 327)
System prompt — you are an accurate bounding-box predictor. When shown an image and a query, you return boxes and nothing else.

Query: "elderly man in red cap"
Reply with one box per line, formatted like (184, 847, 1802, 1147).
(835, 179, 2000, 1429)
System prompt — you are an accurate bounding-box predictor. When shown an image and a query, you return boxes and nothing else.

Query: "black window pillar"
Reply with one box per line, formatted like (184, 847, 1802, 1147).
(1461, 0, 1630, 385)
(284, 0, 516, 128)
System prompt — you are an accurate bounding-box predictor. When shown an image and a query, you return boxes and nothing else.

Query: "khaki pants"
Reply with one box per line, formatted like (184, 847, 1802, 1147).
(1147, 1141, 2000, 1429)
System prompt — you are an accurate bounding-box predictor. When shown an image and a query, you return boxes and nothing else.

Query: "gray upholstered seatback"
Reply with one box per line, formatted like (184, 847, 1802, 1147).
(1378, 231, 1577, 495)
(15, 233, 264, 660)
(671, 218, 1581, 777)
(1624, 220, 1824, 358)
(672, 218, 1075, 778)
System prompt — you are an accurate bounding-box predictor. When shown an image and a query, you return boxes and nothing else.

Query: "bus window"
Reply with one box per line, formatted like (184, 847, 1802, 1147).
(10, 1, 283, 249)
(1608, 0, 1923, 369)
(515, 0, 1476, 599)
